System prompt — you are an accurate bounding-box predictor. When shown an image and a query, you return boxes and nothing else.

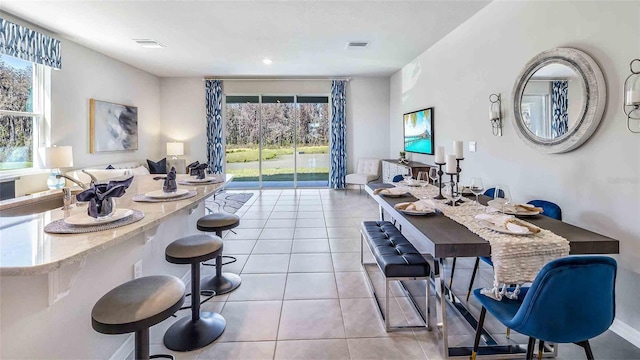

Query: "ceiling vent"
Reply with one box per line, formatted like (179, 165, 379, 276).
(346, 41, 369, 49)
(133, 39, 165, 48)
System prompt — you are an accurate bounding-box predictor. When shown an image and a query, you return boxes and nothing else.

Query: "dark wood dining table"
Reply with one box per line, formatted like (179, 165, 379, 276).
(365, 182, 619, 359)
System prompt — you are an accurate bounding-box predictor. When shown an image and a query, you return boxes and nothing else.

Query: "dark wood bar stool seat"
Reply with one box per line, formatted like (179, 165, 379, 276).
(197, 213, 242, 295)
(164, 234, 226, 352)
(92, 275, 186, 360)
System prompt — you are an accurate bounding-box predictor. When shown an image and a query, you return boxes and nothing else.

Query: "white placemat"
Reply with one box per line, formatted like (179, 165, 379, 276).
(132, 190, 197, 203)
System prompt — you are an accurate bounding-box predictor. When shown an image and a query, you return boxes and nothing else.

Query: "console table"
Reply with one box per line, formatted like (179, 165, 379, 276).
(381, 159, 433, 183)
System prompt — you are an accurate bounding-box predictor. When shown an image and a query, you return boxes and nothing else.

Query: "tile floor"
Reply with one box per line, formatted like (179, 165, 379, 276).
(146, 188, 640, 360)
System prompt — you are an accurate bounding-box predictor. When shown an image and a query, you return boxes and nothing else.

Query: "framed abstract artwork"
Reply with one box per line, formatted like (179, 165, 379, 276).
(90, 99, 138, 153)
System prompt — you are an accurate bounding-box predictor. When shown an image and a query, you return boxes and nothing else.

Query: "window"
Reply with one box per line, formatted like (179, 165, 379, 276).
(0, 54, 48, 172)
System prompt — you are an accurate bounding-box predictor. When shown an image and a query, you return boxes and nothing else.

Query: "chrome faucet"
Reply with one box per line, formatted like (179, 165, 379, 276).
(55, 174, 89, 190)
(61, 187, 73, 210)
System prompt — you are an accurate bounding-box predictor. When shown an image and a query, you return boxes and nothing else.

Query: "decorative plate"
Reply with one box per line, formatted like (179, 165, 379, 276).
(394, 202, 436, 215)
(487, 200, 541, 216)
(183, 177, 218, 183)
(64, 208, 134, 226)
(144, 189, 189, 199)
(479, 220, 532, 236)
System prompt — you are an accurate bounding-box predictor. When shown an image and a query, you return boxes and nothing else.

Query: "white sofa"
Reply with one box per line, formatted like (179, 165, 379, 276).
(64, 161, 149, 186)
(346, 158, 380, 191)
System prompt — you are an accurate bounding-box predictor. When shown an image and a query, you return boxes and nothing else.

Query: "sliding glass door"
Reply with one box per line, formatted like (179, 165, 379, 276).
(296, 96, 330, 188)
(261, 96, 295, 187)
(225, 95, 329, 188)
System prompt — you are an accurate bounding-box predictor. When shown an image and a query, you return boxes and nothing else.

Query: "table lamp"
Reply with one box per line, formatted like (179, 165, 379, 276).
(43, 145, 73, 190)
(166, 142, 184, 160)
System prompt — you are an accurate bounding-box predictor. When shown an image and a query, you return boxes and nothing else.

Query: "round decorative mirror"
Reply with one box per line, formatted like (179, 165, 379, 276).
(512, 48, 606, 153)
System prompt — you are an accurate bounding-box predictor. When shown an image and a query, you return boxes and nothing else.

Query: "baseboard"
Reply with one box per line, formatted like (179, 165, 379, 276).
(611, 318, 640, 349)
(110, 334, 134, 360)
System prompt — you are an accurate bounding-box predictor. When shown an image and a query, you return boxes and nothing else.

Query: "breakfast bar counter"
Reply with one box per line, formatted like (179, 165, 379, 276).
(0, 174, 231, 359)
(0, 174, 231, 275)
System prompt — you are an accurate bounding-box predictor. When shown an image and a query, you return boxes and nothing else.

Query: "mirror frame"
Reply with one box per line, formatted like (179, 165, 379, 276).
(512, 48, 606, 153)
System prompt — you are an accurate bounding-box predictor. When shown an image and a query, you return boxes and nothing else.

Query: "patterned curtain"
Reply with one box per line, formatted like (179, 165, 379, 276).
(0, 18, 61, 69)
(551, 80, 568, 138)
(329, 80, 347, 189)
(205, 80, 224, 174)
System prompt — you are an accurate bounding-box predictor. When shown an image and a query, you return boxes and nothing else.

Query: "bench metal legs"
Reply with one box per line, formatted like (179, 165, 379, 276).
(360, 231, 431, 332)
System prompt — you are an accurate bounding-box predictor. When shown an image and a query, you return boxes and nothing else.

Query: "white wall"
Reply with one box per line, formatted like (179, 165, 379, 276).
(389, 0, 640, 334)
(159, 77, 390, 174)
(346, 77, 390, 173)
(51, 40, 162, 167)
(2, 13, 162, 196)
(159, 78, 207, 164)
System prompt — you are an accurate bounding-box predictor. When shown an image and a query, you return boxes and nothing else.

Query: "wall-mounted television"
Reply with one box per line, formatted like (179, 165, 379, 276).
(403, 107, 434, 155)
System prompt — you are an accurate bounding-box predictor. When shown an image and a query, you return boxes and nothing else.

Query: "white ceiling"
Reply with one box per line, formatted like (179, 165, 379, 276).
(0, 1, 490, 78)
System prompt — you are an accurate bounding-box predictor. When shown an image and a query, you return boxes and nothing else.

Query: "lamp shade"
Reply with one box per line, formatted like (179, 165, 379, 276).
(43, 146, 73, 168)
(166, 142, 184, 156)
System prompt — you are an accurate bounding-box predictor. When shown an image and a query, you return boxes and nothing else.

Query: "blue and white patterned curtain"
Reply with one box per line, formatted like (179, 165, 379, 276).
(329, 80, 347, 189)
(551, 80, 568, 138)
(205, 80, 224, 174)
(0, 18, 61, 69)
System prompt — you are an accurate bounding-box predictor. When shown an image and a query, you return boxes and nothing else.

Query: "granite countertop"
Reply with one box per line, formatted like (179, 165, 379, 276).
(0, 174, 231, 276)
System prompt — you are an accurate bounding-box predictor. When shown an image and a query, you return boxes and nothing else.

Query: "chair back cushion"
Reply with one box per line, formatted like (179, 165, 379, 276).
(527, 200, 562, 221)
(356, 158, 380, 175)
(484, 187, 505, 198)
(511, 256, 616, 343)
(392, 174, 404, 183)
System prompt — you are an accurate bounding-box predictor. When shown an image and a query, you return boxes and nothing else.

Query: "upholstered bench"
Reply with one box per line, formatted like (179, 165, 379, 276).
(360, 220, 432, 331)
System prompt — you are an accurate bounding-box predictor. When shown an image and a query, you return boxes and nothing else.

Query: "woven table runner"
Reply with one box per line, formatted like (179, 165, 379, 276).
(390, 184, 570, 299)
(132, 190, 197, 203)
(44, 210, 145, 234)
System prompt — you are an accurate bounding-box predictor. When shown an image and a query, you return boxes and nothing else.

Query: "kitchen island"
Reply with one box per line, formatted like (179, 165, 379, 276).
(0, 174, 231, 359)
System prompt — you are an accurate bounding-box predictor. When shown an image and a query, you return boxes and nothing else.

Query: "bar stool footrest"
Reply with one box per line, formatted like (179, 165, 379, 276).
(150, 354, 175, 360)
(203, 256, 238, 267)
(173, 291, 217, 315)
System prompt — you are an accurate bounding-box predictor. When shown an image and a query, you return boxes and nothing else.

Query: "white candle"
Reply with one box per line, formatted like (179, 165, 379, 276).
(626, 90, 640, 106)
(490, 109, 499, 120)
(446, 154, 457, 174)
(453, 140, 464, 159)
(435, 146, 445, 164)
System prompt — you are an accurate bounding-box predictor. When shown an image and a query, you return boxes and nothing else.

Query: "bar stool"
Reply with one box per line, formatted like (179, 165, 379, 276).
(92, 275, 185, 360)
(164, 234, 226, 352)
(197, 213, 241, 295)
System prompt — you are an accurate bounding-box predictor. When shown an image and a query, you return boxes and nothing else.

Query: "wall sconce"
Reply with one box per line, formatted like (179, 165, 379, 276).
(623, 59, 640, 133)
(489, 93, 502, 136)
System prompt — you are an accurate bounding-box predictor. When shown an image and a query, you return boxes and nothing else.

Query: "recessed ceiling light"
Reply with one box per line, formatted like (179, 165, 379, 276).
(263, 58, 273, 65)
(133, 39, 165, 49)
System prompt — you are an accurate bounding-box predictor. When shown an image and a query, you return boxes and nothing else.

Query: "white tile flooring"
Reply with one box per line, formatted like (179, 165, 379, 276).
(146, 189, 639, 360)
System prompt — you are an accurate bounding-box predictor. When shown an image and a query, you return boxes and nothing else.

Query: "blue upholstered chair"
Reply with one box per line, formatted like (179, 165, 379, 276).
(466, 199, 563, 301)
(471, 256, 617, 360)
(392, 174, 404, 183)
(484, 187, 505, 198)
(528, 199, 562, 221)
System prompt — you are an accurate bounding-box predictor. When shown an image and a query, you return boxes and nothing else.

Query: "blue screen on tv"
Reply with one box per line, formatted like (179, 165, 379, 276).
(404, 108, 433, 155)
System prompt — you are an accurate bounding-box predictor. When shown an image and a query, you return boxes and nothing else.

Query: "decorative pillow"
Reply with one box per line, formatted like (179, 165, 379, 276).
(131, 165, 150, 175)
(146, 158, 167, 174)
(106, 165, 115, 169)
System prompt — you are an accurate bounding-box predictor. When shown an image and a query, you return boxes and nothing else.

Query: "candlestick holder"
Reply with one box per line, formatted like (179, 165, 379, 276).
(443, 173, 462, 206)
(433, 162, 445, 200)
(456, 158, 464, 183)
(444, 158, 464, 206)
